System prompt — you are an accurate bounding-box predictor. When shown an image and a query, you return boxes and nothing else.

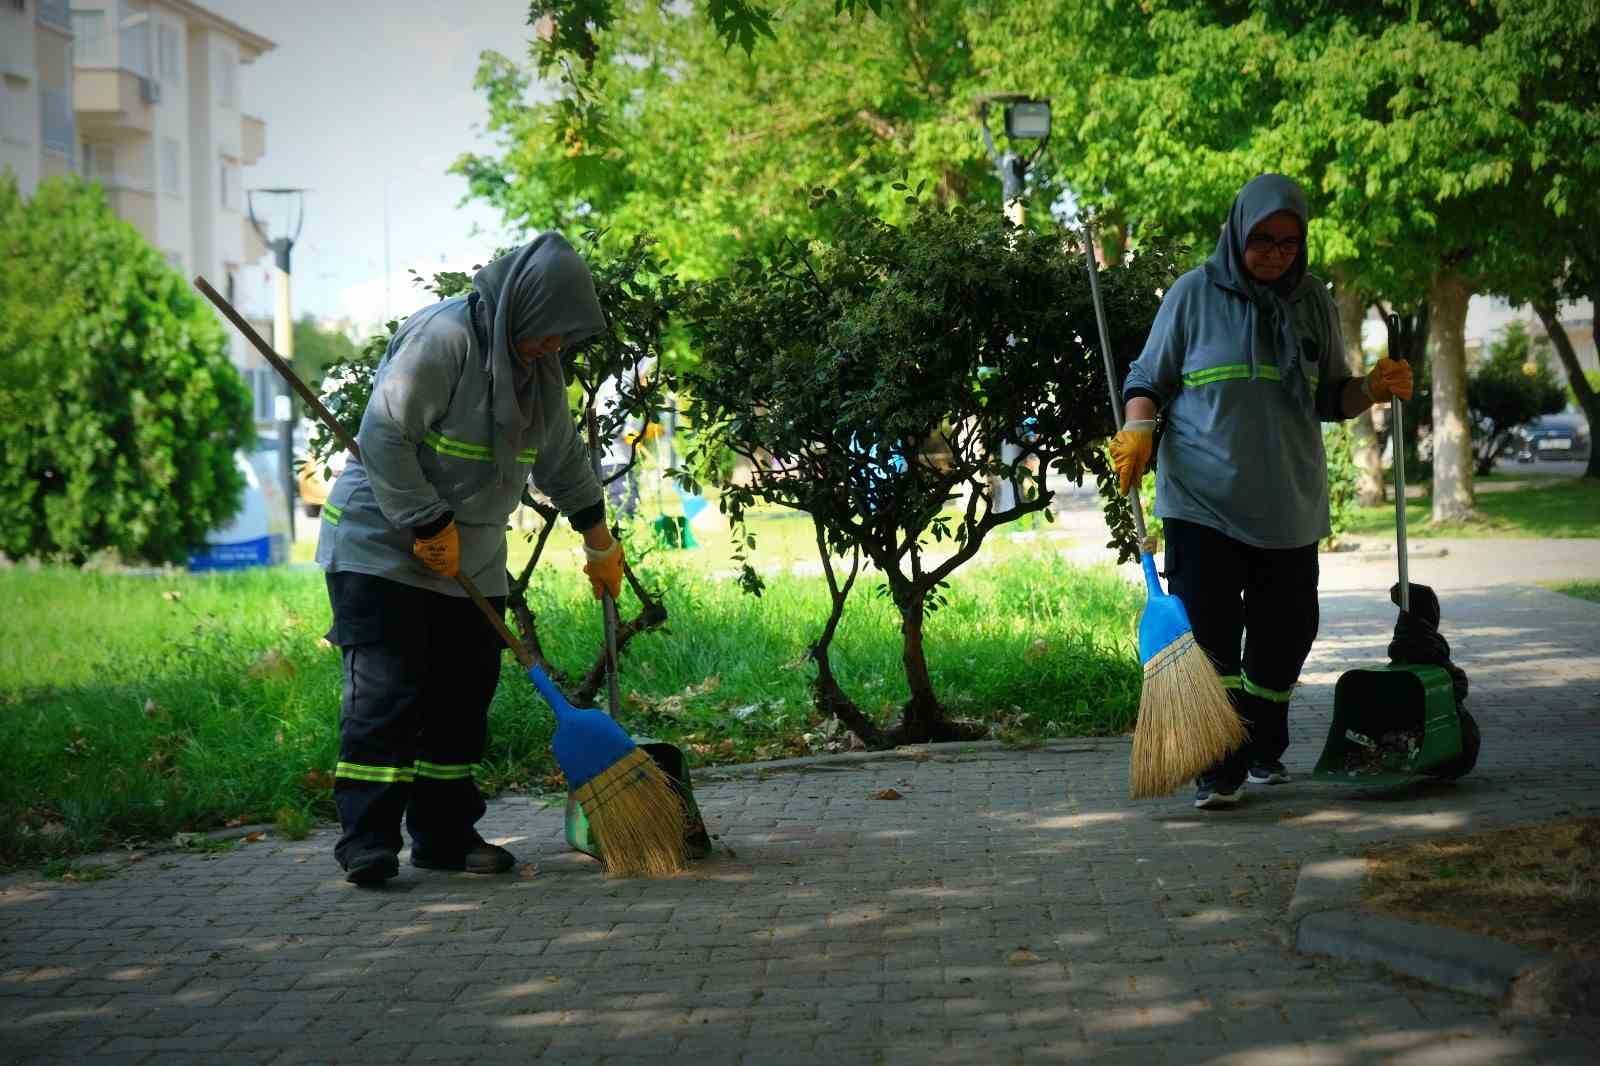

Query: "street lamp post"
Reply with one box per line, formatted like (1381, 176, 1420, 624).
(975, 96, 1051, 514)
(246, 187, 307, 543)
(976, 95, 1051, 228)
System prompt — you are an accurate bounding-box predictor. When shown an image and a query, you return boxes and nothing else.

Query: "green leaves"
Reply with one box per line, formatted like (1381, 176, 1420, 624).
(0, 175, 252, 564)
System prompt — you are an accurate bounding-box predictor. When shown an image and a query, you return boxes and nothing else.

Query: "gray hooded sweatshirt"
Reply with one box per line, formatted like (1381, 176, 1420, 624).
(315, 233, 607, 596)
(1123, 174, 1355, 549)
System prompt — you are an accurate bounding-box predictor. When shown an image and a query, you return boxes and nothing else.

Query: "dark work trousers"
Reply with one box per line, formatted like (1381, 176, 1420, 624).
(1161, 517, 1320, 787)
(324, 570, 505, 869)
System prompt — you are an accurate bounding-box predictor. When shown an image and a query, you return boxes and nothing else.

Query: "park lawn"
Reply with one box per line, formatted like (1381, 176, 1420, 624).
(0, 548, 1140, 870)
(1342, 477, 1600, 539)
(1364, 818, 1600, 960)
(1549, 581, 1600, 604)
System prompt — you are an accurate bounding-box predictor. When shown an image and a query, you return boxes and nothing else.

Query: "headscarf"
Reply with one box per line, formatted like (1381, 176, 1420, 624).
(1202, 173, 1309, 394)
(472, 233, 607, 481)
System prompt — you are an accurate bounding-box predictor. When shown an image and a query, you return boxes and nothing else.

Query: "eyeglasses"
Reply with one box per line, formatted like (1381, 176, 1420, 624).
(1245, 234, 1302, 258)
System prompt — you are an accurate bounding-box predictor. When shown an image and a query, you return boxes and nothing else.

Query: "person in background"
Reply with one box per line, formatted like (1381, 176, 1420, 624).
(1111, 174, 1413, 810)
(316, 234, 625, 884)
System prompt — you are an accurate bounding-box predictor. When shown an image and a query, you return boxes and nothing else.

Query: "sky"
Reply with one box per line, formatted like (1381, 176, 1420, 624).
(207, 0, 542, 333)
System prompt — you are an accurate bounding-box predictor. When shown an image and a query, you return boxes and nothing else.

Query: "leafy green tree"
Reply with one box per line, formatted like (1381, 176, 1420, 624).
(457, 0, 994, 280)
(678, 192, 1179, 745)
(0, 175, 252, 564)
(973, 1, 1595, 521)
(1466, 323, 1568, 475)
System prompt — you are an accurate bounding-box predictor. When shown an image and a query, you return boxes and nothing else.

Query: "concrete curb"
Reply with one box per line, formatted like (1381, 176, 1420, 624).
(690, 738, 1120, 780)
(1287, 857, 1548, 1003)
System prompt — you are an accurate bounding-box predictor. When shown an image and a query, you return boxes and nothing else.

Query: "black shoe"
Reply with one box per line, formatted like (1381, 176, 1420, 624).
(1194, 775, 1244, 810)
(412, 837, 516, 875)
(1248, 760, 1291, 785)
(343, 850, 400, 885)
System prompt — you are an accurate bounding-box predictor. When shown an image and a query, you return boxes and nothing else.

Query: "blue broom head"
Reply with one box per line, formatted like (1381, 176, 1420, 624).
(526, 664, 638, 789)
(1136, 551, 1193, 664)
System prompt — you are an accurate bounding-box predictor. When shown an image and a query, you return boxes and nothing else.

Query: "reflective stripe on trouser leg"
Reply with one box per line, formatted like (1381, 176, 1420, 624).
(404, 590, 504, 861)
(1241, 537, 1320, 764)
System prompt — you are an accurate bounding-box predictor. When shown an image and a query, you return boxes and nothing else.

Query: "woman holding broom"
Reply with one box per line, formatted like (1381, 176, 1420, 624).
(1111, 174, 1413, 810)
(316, 233, 625, 884)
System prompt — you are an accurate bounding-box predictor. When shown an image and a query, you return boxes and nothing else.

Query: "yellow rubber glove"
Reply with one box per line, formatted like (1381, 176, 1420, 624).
(1109, 419, 1156, 496)
(1366, 357, 1414, 403)
(582, 538, 624, 601)
(413, 520, 460, 578)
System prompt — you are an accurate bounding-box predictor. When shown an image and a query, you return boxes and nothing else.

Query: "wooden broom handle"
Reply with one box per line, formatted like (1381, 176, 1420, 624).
(193, 274, 536, 669)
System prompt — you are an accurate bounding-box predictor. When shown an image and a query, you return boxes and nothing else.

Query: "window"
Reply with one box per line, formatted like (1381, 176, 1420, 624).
(163, 249, 183, 271)
(160, 136, 179, 196)
(82, 140, 114, 183)
(215, 49, 236, 109)
(71, 9, 111, 66)
(120, 15, 150, 78)
(0, 78, 27, 147)
(251, 368, 275, 422)
(156, 23, 179, 83)
(219, 157, 240, 209)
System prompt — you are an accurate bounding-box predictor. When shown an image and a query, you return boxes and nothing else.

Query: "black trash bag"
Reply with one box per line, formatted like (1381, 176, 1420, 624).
(1386, 581, 1469, 706)
(1387, 581, 1479, 779)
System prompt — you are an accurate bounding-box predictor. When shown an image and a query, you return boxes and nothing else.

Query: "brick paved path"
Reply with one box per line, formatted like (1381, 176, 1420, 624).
(4, 583, 1598, 1064)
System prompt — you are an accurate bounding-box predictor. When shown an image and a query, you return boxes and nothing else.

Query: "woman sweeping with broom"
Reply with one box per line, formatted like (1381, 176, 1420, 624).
(1111, 174, 1413, 809)
(316, 233, 626, 884)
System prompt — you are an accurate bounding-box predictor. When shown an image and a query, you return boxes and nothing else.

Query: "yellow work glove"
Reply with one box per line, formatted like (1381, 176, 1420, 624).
(413, 520, 460, 578)
(582, 538, 624, 601)
(1365, 357, 1414, 403)
(1109, 419, 1156, 497)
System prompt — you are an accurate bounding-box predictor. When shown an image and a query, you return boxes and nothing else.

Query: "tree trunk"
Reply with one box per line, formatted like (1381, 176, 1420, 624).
(1427, 272, 1476, 522)
(884, 592, 982, 744)
(1535, 301, 1600, 480)
(1335, 279, 1384, 505)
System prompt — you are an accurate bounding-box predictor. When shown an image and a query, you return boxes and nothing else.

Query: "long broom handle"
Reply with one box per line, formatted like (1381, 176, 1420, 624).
(1082, 224, 1150, 544)
(193, 274, 536, 669)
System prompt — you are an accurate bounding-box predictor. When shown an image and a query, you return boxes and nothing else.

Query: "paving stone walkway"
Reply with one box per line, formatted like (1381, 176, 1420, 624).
(4, 578, 1599, 1063)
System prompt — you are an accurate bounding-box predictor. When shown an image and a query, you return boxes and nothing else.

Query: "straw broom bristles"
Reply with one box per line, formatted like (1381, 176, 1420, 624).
(1129, 632, 1248, 799)
(571, 748, 688, 878)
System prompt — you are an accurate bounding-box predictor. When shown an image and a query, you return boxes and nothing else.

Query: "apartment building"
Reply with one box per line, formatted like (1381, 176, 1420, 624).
(0, 1, 75, 193)
(2, 0, 277, 414)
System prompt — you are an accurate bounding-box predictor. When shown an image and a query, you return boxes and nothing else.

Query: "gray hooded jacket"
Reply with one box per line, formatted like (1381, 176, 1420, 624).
(315, 234, 607, 596)
(1123, 175, 1355, 549)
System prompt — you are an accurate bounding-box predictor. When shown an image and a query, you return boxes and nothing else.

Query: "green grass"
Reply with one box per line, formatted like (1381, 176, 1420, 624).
(1343, 478, 1600, 539)
(0, 547, 1139, 869)
(1549, 581, 1600, 604)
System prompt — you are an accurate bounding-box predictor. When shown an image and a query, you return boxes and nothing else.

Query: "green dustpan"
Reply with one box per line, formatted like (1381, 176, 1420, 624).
(566, 740, 713, 861)
(1312, 663, 1479, 787)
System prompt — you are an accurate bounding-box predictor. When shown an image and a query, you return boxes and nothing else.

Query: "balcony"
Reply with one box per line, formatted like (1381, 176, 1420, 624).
(73, 69, 154, 139)
(242, 114, 266, 165)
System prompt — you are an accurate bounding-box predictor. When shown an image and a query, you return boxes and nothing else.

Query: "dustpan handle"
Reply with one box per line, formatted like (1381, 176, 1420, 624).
(1391, 394, 1409, 614)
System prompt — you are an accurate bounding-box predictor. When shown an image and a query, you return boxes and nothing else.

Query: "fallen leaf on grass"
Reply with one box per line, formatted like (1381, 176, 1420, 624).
(162, 590, 183, 602)
(871, 788, 903, 800)
(302, 769, 335, 791)
(1007, 947, 1045, 966)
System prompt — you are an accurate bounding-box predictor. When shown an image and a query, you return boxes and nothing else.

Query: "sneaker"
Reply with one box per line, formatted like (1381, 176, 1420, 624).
(1248, 760, 1291, 785)
(412, 836, 516, 875)
(1194, 777, 1243, 810)
(343, 850, 400, 886)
